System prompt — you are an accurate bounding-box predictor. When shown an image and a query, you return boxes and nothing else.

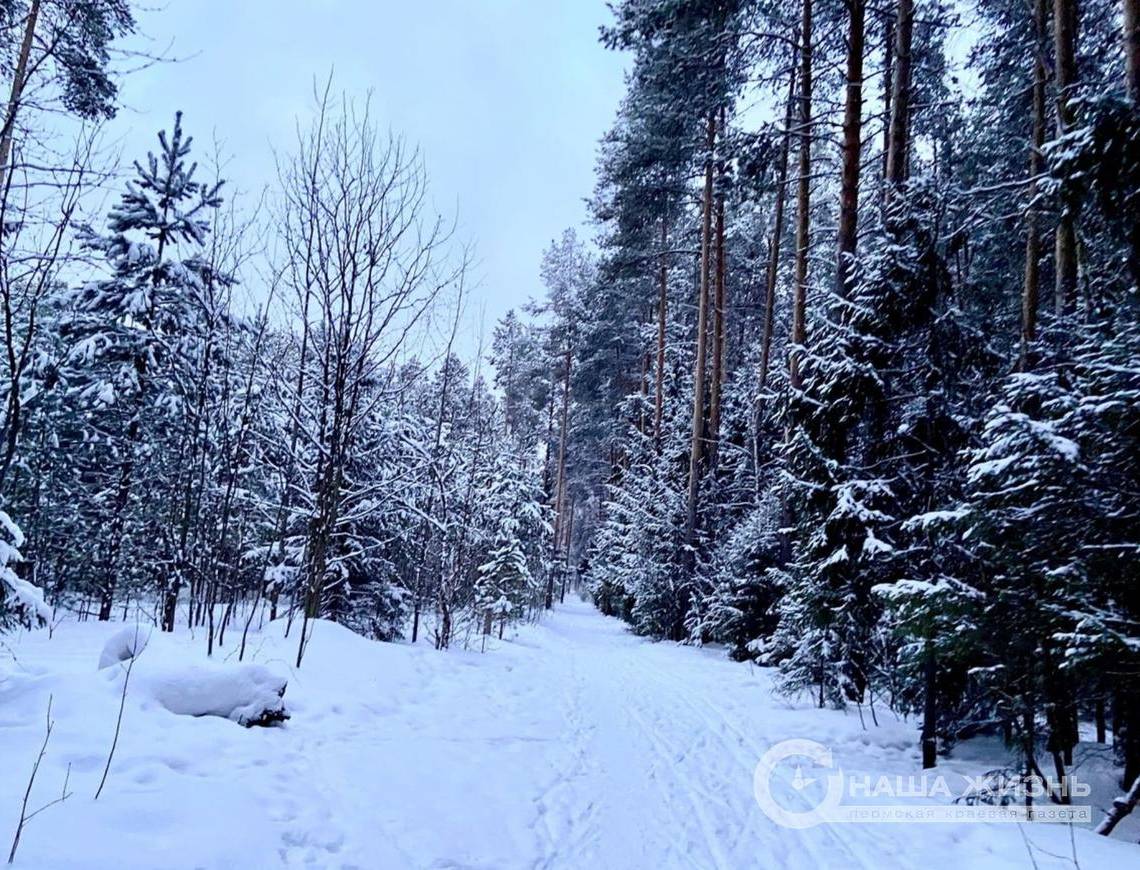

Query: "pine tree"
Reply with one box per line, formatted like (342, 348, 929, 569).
(0, 507, 48, 629)
(61, 112, 226, 622)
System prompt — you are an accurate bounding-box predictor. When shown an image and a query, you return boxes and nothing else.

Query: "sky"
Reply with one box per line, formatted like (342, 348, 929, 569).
(104, 0, 628, 348)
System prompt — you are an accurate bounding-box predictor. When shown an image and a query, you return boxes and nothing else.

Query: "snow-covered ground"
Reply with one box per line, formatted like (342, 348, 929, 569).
(2, 598, 1138, 869)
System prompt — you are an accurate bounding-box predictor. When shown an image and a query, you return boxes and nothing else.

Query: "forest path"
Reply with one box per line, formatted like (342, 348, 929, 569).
(274, 598, 912, 869)
(4, 598, 1129, 868)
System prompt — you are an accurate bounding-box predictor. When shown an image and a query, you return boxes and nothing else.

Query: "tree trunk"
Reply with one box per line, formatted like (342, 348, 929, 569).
(1053, 0, 1079, 317)
(0, 0, 41, 195)
(921, 641, 938, 768)
(536, 381, 556, 608)
(1052, 749, 1070, 804)
(759, 44, 798, 391)
(884, 0, 913, 189)
(836, 0, 867, 299)
(1024, 694, 1038, 818)
(1021, 0, 1048, 367)
(1126, 0, 1140, 103)
(99, 403, 144, 622)
(0, 1, 49, 501)
(708, 172, 727, 469)
(881, 11, 894, 186)
(550, 344, 572, 603)
(654, 212, 668, 441)
(1119, 689, 1140, 789)
(563, 494, 575, 568)
(790, 0, 813, 391)
(1124, 0, 1140, 296)
(685, 112, 717, 544)
(638, 339, 649, 434)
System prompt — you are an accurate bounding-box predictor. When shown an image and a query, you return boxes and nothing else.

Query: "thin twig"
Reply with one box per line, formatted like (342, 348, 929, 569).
(94, 639, 138, 801)
(7, 695, 54, 864)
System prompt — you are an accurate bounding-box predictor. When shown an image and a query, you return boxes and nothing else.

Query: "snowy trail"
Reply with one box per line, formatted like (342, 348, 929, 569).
(3, 599, 1139, 869)
(238, 600, 1126, 869)
(516, 600, 895, 870)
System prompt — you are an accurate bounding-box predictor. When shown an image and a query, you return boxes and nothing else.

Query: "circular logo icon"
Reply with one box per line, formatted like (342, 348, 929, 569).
(753, 738, 845, 829)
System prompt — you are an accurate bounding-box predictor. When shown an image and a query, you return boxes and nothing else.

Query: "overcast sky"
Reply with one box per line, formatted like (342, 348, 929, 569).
(106, 0, 627, 345)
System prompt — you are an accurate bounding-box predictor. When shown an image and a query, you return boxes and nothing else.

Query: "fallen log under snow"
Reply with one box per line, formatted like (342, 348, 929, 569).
(136, 664, 290, 727)
(98, 628, 290, 727)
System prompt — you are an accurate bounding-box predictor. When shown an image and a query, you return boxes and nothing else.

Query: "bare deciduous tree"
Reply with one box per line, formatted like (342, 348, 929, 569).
(274, 85, 463, 666)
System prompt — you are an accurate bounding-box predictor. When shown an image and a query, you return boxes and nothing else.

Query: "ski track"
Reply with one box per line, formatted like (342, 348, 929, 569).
(262, 599, 911, 869)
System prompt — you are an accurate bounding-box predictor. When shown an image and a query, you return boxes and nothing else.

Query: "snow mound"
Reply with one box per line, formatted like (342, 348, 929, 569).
(137, 663, 290, 727)
(98, 624, 152, 669)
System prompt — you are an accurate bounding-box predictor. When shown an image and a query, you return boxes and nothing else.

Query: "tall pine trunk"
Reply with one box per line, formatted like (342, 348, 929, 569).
(708, 164, 727, 469)
(1021, 0, 1048, 366)
(759, 44, 798, 390)
(790, 0, 813, 390)
(99, 416, 139, 621)
(884, 0, 913, 189)
(836, 0, 867, 299)
(685, 112, 717, 544)
(1053, 0, 1079, 316)
(882, 11, 894, 186)
(541, 364, 558, 609)
(552, 345, 572, 579)
(922, 640, 938, 768)
(654, 212, 668, 441)
(639, 335, 649, 434)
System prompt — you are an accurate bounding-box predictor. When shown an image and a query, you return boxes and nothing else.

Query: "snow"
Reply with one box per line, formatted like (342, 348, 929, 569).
(0, 509, 51, 627)
(902, 508, 971, 531)
(822, 545, 849, 568)
(135, 662, 289, 727)
(1, 599, 1138, 869)
(0, 572, 51, 625)
(98, 625, 288, 727)
(0, 510, 26, 547)
(98, 625, 151, 670)
(862, 529, 894, 556)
